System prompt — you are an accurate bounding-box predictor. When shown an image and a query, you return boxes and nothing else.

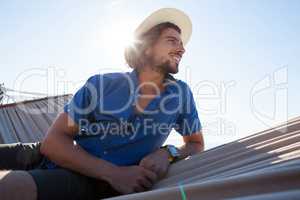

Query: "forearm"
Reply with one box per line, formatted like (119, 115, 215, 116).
(178, 141, 204, 160)
(40, 132, 117, 182)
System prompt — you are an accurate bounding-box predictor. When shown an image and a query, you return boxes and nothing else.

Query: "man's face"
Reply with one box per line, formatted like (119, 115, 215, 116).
(144, 28, 185, 74)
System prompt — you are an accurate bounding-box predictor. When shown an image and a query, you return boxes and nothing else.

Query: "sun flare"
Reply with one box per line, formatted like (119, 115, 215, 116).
(100, 20, 138, 54)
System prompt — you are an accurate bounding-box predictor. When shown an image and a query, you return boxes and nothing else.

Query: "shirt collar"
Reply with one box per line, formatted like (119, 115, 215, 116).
(129, 69, 139, 89)
(164, 73, 177, 83)
(129, 69, 178, 93)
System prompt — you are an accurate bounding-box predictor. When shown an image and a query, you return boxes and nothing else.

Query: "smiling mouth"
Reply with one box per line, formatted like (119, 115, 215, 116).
(170, 54, 182, 64)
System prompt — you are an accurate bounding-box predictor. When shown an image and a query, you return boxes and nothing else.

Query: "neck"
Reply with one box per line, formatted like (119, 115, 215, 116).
(136, 65, 166, 94)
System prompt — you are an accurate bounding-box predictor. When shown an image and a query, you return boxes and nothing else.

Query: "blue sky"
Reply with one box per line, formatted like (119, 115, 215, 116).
(1, 0, 299, 149)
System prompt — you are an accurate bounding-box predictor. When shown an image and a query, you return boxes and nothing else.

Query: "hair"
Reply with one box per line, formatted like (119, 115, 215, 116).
(124, 22, 181, 69)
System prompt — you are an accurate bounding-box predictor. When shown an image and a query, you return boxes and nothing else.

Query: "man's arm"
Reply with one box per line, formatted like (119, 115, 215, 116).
(139, 131, 204, 178)
(40, 112, 157, 194)
(177, 131, 204, 160)
(40, 112, 118, 180)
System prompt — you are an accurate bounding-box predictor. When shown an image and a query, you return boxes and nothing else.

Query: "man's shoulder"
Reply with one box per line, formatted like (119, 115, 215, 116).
(173, 79, 192, 92)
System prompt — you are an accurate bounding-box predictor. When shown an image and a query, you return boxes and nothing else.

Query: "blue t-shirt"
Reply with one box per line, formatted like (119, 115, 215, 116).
(45, 69, 201, 168)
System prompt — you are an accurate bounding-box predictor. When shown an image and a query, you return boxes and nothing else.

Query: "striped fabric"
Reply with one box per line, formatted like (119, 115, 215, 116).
(0, 95, 71, 143)
(107, 117, 300, 200)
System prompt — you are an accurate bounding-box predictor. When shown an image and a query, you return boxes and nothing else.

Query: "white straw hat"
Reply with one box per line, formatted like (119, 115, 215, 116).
(134, 8, 192, 46)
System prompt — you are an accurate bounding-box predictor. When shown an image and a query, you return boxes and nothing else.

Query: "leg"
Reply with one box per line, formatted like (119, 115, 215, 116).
(0, 170, 37, 200)
(28, 168, 121, 200)
(0, 142, 43, 170)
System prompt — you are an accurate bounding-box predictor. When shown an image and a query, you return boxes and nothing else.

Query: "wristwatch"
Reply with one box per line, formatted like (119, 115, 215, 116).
(161, 145, 181, 163)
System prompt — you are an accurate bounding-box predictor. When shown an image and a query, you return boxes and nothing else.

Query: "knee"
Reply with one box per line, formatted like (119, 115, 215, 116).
(0, 170, 37, 200)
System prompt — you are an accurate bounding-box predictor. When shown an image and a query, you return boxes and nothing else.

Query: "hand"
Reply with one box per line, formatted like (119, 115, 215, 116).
(139, 148, 170, 179)
(105, 165, 158, 194)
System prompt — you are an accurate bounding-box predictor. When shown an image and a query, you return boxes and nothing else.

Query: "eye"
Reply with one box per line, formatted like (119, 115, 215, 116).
(167, 39, 176, 45)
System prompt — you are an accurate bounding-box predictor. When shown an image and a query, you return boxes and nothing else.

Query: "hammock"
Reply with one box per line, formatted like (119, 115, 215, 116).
(107, 117, 300, 200)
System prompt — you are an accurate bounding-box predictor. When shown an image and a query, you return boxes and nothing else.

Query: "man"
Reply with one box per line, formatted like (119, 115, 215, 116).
(0, 8, 204, 200)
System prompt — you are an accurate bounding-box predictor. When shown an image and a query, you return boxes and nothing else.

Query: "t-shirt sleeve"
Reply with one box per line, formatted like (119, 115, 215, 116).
(175, 83, 202, 136)
(64, 75, 99, 125)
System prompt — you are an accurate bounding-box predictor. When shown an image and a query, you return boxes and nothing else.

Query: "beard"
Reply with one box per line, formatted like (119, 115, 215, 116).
(156, 60, 178, 74)
(144, 54, 179, 74)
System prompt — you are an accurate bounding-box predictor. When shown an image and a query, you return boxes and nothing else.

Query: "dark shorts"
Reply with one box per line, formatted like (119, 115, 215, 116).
(0, 142, 121, 200)
(28, 168, 120, 200)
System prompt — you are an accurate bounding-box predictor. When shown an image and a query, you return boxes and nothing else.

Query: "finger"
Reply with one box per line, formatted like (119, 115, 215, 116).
(140, 160, 155, 171)
(139, 159, 146, 166)
(157, 167, 168, 178)
(143, 163, 157, 174)
(154, 167, 163, 177)
(141, 164, 159, 178)
(143, 168, 158, 184)
(138, 177, 153, 189)
(133, 184, 146, 193)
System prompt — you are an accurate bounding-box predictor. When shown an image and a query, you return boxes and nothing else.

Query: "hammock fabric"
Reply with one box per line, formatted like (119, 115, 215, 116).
(107, 117, 300, 200)
(0, 95, 71, 143)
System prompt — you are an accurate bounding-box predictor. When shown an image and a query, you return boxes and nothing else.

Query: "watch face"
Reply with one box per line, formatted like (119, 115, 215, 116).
(168, 145, 180, 157)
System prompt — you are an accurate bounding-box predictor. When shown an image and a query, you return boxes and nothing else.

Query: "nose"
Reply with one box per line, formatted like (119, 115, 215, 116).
(177, 43, 185, 56)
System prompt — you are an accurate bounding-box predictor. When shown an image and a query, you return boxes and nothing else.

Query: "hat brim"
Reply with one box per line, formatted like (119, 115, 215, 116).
(134, 8, 192, 46)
